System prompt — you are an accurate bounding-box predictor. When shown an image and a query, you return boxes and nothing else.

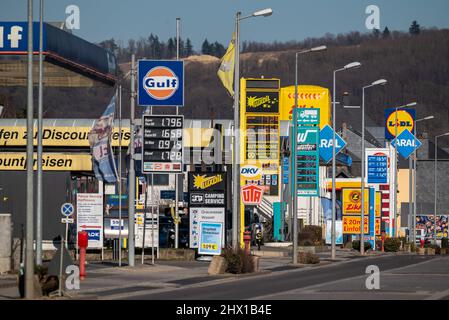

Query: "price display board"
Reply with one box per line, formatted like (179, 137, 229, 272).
(245, 115, 279, 161)
(142, 115, 183, 173)
(296, 127, 320, 196)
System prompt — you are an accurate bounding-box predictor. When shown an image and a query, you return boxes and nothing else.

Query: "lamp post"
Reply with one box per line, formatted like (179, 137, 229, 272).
(434, 133, 449, 245)
(291, 45, 327, 264)
(232, 8, 273, 249)
(412, 116, 434, 244)
(330, 62, 361, 261)
(361, 79, 387, 255)
(392, 102, 417, 238)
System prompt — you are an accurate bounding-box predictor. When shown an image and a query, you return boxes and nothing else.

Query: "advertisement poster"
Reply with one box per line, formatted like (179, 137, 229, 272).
(198, 222, 223, 255)
(325, 220, 343, 245)
(343, 216, 369, 235)
(76, 193, 104, 249)
(189, 207, 225, 249)
(342, 188, 370, 215)
(416, 215, 449, 240)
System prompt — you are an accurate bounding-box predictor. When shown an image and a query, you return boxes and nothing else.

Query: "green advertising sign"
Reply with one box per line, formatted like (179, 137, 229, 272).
(296, 126, 320, 197)
(296, 108, 320, 125)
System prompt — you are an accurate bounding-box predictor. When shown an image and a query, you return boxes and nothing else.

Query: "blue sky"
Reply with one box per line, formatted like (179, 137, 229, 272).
(1, 0, 448, 51)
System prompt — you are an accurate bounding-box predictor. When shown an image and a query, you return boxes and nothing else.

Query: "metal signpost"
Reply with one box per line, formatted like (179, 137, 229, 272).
(59, 202, 73, 296)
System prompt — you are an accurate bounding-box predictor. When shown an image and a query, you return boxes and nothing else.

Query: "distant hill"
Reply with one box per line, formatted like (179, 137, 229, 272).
(1, 28, 449, 141)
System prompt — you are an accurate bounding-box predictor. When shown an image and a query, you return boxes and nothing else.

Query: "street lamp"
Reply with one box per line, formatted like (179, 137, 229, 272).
(331, 62, 361, 261)
(232, 8, 273, 249)
(291, 45, 327, 264)
(392, 101, 417, 239)
(434, 133, 449, 245)
(361, 79, 387, 255)
(412, 115, 434, 244)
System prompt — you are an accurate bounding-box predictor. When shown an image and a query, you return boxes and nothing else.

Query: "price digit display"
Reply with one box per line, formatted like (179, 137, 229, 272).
(142, 115, 184, 173)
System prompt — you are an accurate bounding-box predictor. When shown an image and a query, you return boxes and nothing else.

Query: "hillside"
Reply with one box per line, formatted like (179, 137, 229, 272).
(1, 29, 449, 140)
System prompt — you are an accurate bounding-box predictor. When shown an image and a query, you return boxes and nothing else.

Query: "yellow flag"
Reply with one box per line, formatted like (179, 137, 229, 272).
(217, 33, 235, 97)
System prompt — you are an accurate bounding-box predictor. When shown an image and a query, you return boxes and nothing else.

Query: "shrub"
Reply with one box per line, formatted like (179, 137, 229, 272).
(298, 239, 313, 247)
(410, 242, 416, 252)
(384, 238, 402, 252)
(298, 225, 323, 246)
(442, 238, 449, 249)
(352, 240, 372, 251)
(221, 247, 254, 274)
(298, 252, 320, 264)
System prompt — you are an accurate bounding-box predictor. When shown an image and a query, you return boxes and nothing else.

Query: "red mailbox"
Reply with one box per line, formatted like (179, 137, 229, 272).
(78, 231, 88, 249)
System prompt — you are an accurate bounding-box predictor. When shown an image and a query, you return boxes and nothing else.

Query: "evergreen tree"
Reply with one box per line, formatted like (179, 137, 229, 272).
(167, 38, 176, 58)
(372, 28, 381, 38)
(382, 27, 391, 39)
(409, 20, 421, 35)
(185, 38, 194, 56)
(201, 39, 211, 55)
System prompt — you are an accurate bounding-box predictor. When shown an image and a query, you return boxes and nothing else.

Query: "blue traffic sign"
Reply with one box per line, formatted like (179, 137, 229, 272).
(392, 129, 422, 159)
(319, 125, 347, 163)
(138, 60, 184, 106)
(61, 203, 74, 217)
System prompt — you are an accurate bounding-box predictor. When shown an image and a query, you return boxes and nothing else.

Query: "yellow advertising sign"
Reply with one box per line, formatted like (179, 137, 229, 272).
(342, 188, 370, 215)
(343, 216, 369, 235)
(0, 126, 130, 147)
(279, 85, 331, 128)
(375, 218, 381, 236)
(0, 153, 92, 171)
(375, 192, 381, 218)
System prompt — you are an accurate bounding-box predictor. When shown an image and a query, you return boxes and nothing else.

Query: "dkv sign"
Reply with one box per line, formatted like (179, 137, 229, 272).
(240, 165, 261, 179)
(241, 185, 264, 205)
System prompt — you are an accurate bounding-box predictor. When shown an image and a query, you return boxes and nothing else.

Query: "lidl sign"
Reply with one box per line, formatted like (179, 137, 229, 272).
(384, 108, 416, 140)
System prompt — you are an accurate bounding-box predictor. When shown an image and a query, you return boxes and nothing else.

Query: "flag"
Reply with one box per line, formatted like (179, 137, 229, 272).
(89, 95, 118, 183)
(217, 32, 236, 97)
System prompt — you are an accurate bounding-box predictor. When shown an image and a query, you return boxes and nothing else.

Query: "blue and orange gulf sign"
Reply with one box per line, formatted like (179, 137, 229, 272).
(138, 60, 184, 106)
(384, 108, 416, 140)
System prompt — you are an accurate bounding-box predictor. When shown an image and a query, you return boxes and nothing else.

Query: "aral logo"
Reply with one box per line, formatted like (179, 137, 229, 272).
(143, 66, 179, 100)
(240, 165, 261, 179)
(386, 110, 414, 138)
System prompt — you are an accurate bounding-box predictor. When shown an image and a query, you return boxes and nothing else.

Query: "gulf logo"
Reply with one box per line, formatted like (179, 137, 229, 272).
(143, 66, 179, 100)
(386, 110, 415, 138)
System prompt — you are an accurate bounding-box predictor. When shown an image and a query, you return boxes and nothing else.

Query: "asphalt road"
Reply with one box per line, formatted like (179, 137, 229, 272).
(121, 255, 449, 300)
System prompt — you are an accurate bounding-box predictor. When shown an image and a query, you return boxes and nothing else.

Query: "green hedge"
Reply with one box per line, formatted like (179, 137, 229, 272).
(384, 237, 401, 252)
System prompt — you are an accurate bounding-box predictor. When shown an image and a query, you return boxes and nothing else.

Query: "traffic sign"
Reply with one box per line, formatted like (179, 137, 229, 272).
(61, 218, 74, 224)
(391, 129, 422, 159)
(138, 60, 184, 106)
(319, 125, 347, 163)
(61, 203, 74, 217)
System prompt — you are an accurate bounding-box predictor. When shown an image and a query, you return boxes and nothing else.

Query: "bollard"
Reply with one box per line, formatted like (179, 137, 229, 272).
(77, 231, 88, 280)
(243, 231, 251, 255)
(381, 232, 386, 252)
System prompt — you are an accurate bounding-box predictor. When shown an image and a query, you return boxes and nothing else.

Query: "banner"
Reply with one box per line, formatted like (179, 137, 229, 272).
(89, 96, 118, 183)
(0, 126, 130, 147)
(416, 215, 449, 240)
(189, 207, 225, 249)
(0, 152, 92, 171)
(217, 33, 235, 97)
(325, 220, 343, 245)
(76, 193, 104, 249)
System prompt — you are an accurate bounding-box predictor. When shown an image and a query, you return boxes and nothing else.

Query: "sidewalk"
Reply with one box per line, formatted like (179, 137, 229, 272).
(0, 247, 390, 300)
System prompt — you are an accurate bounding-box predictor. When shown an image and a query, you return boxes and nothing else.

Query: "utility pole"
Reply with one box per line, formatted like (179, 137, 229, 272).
(174, 17, 181, 248)
(128, 55, 136, 267)
(25, 0, 35, 299)
(118, 85, 122, 266)
(36, 0, 44, 267)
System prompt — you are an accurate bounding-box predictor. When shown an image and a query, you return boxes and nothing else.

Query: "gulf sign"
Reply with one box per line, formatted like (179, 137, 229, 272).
(138, 60, 184, 106)
(384, 108, 416, 140)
